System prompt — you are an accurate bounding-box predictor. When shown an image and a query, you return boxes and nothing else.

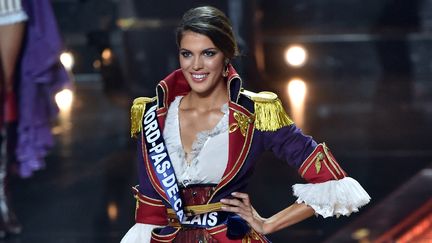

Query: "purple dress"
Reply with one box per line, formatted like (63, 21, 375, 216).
(16, 0, 70, 177)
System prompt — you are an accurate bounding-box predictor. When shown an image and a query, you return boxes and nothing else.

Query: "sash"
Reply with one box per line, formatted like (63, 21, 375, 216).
(174, 211, 230, 228)
(142, 104, 185, 222)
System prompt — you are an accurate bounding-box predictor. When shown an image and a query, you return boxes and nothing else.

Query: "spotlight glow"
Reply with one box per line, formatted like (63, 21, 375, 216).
(60, 52, 74, 71)
(351, 228, 370, 240)
(93, 59, 101, 70)
(287, 78, 307, 128)
(102, 48, 113, 65)
(284, 45, 307, 67)
(288, 78, 307, 106)
(55, 89, 74, 112)
(107, 202, 119, 222)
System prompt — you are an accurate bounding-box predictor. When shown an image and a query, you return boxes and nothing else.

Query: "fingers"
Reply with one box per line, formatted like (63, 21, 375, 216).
(221, 205, 250, 220)
(231, 192, 251, 205)
(220, 198, 243, 207)
(220, 192, 267, 235)
(220, 192, 253, 217)
(220, 192, 249, 207)
(220, 203, 244, 215)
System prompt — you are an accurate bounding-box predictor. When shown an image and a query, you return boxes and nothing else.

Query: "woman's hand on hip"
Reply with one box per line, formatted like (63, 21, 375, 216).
(220, 192, 269, 235)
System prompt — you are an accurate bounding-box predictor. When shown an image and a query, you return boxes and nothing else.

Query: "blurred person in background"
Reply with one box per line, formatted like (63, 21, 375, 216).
(0, 0, 70, 238)
(16, 0, 70, 178)
(122, 6, 370, 243)
(0, 0, 28, 237)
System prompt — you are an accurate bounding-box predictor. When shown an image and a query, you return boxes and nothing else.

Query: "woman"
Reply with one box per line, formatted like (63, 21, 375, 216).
(0, 0, 28, 237)
(122, 6, 370, 242)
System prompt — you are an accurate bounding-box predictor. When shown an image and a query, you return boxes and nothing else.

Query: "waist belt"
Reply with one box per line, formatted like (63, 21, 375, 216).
(166, 202, 225, 228)
(167, 202, 223, 217)
(166, 204, 252, 240)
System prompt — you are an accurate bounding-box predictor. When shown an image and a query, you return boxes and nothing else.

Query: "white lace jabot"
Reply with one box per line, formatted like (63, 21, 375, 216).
(163, 96, 229, 187)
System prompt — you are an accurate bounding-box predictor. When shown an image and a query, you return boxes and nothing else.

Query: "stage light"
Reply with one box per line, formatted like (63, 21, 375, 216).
(60, 52, 74, 71)
(351, 228, 370, 241)
(287, 78, 307, 128)
(107, 202, 119, 222)
(284, 45, 307, 67)
(93, 59, 101, 70)
(288, 78, 307, 106)
(117, 18, 136, 30)
(102, 48, 113, 65)
(55, 89, 74, 112)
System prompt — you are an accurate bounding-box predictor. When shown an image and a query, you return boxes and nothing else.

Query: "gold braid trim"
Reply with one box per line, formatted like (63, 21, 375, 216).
(241, 90, 294, 131)
(130, 97, 156, 137)
(166, 202, 224, 217)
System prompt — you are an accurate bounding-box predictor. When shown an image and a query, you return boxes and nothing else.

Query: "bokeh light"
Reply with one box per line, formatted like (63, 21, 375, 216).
(55, 89, 74, 112)
(288, 78, 307, 107)
(60, 52, 74, 71)
(284, 45, 307, 67)
(287, 78, 307, 128)
(102, 48, 113, 65)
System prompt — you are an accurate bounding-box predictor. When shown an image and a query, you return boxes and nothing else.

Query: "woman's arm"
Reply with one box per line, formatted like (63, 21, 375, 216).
(224, 92, 369, 235)
(221, 192, 315, 235)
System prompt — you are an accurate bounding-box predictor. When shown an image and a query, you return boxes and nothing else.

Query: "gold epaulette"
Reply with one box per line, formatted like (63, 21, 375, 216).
(130, 97, 156, 137)
(241, 89, 294, 131)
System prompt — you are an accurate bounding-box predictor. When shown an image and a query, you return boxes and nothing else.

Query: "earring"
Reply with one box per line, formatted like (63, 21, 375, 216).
(222, 61, 229, 77)
(222, 66, 229, 77)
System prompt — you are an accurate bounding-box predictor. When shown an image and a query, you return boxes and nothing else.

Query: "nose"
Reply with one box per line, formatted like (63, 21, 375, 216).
(192, 56, 203, 70)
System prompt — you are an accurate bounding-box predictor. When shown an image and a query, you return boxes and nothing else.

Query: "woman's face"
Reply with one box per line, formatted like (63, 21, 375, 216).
(179, 31, 226, 96)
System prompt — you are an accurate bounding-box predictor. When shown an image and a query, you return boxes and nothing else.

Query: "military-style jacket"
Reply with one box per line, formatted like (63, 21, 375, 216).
(129, 65, 349, 242)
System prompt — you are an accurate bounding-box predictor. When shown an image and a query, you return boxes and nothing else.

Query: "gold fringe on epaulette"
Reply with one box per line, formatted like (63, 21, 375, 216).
(130, 97, 154, 137)
(254, 98, 294, 131)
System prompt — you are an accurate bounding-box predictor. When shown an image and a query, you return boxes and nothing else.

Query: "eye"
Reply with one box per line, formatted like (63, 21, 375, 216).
(180, 51, 192, 58)
(203, 50, 217, 57)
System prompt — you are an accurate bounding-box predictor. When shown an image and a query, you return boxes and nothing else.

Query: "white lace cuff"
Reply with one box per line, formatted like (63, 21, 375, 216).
(292, 177, 371, 218)
(120, 223, 161, 243)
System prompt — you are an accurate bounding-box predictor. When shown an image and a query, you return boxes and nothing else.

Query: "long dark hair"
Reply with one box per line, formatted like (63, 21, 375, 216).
(176, 6, 239, 61)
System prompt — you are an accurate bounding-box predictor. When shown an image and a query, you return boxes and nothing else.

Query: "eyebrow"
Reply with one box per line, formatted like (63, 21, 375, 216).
(179, 48, 219, 52)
